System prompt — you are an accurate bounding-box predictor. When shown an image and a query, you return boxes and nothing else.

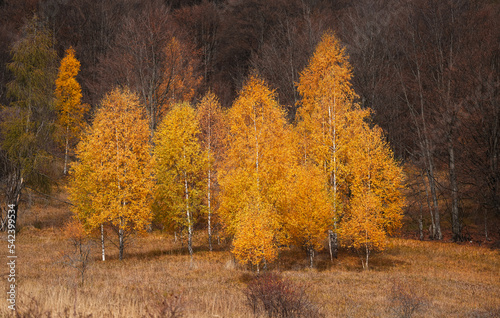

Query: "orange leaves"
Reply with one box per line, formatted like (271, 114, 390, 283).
(284, 164, 332, 253)
(232, 192, 278, 268)
(296, 31, 405, 268)
(69, 87, 153, 234)
(153, 103, 205, 234)
(55, 47, 89, 174)
(55, 47, 88, 136)
(68, 31, 404, 268)
(219, 74, 293, 267)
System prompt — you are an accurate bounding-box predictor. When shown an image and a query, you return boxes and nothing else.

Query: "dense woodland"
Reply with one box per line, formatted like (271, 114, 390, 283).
(0, 0, 499, 268)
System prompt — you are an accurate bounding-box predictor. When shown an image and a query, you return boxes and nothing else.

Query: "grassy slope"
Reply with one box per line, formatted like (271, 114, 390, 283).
(0, 191, 499, 317)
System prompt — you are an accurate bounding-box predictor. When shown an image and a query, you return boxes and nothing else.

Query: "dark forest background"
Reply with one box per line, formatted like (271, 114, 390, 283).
(0, 0, 499, 243)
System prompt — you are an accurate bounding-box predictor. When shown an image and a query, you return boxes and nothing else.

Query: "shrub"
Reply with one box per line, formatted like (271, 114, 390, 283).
(388, 278, 426, 318)
(244, 272, 322, 318)
(147, 293, 185, 318)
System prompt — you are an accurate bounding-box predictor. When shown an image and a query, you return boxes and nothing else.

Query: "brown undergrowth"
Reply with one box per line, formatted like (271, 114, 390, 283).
(0, 191, 498, 317)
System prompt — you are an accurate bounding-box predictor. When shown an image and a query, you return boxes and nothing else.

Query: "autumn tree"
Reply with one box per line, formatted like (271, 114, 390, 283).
(219, 74, 294, 271)
(55, 46, 89, 175)
(69, 87, 153, 261)
(296, 31, 404, 269)
(296, 31, 358, 260)
(153, 103, 205, 258)
(1, 15, 57, 232)
(196, 91, 225, 251)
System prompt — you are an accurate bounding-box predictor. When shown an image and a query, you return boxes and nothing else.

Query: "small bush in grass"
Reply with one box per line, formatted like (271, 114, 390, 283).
(147, 293, 185, 318)
(388, 278, 426, 318)
(244, 272, 323, 318)
(60, 219, 93, 287)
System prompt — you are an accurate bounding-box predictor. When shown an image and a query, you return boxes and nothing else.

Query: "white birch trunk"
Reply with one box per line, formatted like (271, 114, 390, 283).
(64, 125, 69, 175)
(101, 224, 105, 261)
(185, 170, 193, 257)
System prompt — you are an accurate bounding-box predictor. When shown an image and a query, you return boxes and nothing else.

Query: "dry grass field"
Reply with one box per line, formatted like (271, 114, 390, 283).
(1, 191, 499, 317)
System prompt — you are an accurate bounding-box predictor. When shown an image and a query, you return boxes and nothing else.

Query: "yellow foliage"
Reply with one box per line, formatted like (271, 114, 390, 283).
(339, 190, 386, 252)
(69, 87, 153, 234)
(196, 91, 226, 248)
(232, 186, 278, 269)
(153, 103, 205, 240)
(296, 31, 363, 219)
(284, 164, 332, 253)
(219, 74, 293, 266)
(296, 31, 405, 267)
(55, 47, 89, 141)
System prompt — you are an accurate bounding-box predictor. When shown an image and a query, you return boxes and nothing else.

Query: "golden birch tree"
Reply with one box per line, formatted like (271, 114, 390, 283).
(153, 102, 205, 258)
(55, 46, 89, 175)
(296, 31, 405, 269)
(219, 74, 293, 271)
(196, 91, 226, 251)
(69, 87, 153, 261)
(296, 30, 359, 260)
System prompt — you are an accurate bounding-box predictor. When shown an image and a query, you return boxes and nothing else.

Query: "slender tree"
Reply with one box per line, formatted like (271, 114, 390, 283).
(296, 31, 358, 260)
(55, 46, 89, 175)
(153, 103, 205, 259)
(340, 122, 405, 269)
(219, 74, 293, 271)
(196, 91, 225, 251)
(296, 31, 404, 269)
(1, 15, 57, 232)
(69, 87, 153, 261)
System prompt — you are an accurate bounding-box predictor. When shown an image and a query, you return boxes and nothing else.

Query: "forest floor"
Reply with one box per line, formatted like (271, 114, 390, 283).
(0, 190, 499, 317)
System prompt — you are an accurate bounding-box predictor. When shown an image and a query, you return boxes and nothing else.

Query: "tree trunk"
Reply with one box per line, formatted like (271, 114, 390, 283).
(101, 224, 106, 261)
(185, 171, 193, 257)
(64, 125, 70, 175)
(308, 246, 315, 269)
(418, 203, 424, 241)
(421, 171, 435, 238)
(448, 137, 461, 241)
(5, 172, 23, 233)
(118, 227, 124, 261)
(208, 167, 212, 252)
(427, 167, 442, 240)
(328, 229, 338, 261)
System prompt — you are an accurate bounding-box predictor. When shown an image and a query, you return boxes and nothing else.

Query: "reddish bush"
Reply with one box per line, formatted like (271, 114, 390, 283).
(244, 272, 322, 318)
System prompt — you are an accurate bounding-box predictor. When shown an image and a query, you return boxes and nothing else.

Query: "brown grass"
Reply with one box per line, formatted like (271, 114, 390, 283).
(1, 191, 499, 317)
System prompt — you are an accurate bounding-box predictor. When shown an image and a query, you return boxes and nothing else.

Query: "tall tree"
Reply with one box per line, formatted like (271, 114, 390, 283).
(1, 15, 57, 232)
(69, 87, 153, 261)
(296, 31, 358, 260)
(55, 46, 89, 175)
(296, 31, 404, 268)
(153, 103, 205, 259)
(219, 74, 293, 271)
(196, 91, 225, 251)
